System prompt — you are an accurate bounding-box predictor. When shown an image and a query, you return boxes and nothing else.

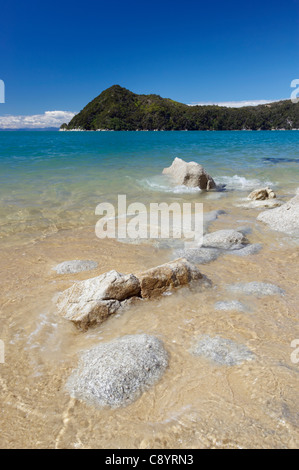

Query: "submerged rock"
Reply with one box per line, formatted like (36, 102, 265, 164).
(227, 281, 284, 297)
(53, 260, 98, 274)
(175, 247, 221, 265)
(66, 334, 168, 408)
(162, 157, 216, 190)
(214, 300, 249, 312)
(137, 258, 205, 299)
(227, 243, 262, 257)
(257, 191, 299, 236)
(190, 335, 254, 366)
(248, 187, 276, 200)
(202, 229, 248, 251)
(175, 229, 259, 264)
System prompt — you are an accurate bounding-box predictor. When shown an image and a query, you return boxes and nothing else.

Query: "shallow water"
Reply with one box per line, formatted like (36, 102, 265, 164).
(0, 131, 298, 448)
(0, 130, 298, 245)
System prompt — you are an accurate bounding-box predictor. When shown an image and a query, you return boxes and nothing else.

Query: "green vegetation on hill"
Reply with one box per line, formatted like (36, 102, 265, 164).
(62, 85, 299, 131)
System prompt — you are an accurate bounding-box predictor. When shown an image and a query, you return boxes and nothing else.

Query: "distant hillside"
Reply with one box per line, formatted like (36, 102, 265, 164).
(61, 85, 299, 131)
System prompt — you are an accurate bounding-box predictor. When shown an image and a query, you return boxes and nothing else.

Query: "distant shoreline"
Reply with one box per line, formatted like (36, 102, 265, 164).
(1, 128, 299, 132)
(59, 128, 299, 132)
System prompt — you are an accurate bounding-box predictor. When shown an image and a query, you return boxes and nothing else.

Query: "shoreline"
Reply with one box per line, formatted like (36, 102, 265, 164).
(59, 128, 299, 132)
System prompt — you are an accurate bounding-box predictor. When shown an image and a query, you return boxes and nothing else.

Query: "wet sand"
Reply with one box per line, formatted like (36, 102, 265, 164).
(0, 197, 299, 449)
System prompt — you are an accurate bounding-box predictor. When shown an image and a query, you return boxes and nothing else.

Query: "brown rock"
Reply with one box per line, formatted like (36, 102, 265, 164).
(136, 258, 204, 299)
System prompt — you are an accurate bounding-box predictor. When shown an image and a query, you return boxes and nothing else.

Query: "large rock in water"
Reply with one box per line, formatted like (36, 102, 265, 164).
(137, 258, 205, 299)
(57, 258, 207, 329)
(66, 334, 168, 408)
(56, 270, 141, 330)
(162, 157, 216, 190)
(257, 191, 299, 236)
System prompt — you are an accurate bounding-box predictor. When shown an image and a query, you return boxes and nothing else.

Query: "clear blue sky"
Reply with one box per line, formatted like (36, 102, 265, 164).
(0, 0, 298, 116)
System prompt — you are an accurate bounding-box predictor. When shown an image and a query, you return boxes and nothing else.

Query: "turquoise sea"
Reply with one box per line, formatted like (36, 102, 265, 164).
(0, 130, 298, 244)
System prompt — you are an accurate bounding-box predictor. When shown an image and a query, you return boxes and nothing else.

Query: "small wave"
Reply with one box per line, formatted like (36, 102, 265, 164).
(138, 174, 274, 194)
(139, 177, 202, 194)
(214, 175, 275, 190)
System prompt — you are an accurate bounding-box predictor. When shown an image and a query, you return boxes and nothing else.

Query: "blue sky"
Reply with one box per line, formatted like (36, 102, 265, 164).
(0, 0, 298, 127)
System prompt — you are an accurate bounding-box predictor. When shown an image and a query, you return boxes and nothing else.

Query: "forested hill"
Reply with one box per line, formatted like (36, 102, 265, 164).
(61, 85, 299, 131)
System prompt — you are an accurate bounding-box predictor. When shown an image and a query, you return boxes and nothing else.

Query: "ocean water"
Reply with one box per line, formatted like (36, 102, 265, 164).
(0, 130, 298, 245)
(1, 130, 299, 449)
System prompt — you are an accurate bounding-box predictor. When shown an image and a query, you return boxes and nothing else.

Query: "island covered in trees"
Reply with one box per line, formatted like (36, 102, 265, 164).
(61, 85, 299, 131)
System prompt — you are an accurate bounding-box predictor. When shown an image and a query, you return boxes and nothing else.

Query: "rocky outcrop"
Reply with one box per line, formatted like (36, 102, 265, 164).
(190, 335, 254, 366)
(248, 187, 276, 200)
(57, 258, 207, 329)
(257, 191, 299, 236)
(162, 157, 216, 190)
(53, 260, 98, 274)
(66, 334, 168, 408)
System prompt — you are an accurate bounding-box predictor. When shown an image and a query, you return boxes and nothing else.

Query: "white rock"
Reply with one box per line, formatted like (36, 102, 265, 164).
(66, 334, 168, 408)
(162, 157, 216, 190)
(257, 192, 299, 236)
(57, 270, 141, 329)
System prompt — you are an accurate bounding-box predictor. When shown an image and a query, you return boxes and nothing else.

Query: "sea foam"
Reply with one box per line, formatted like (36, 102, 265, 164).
(214, 175, 275, 190)
(140, 177, 202, 194)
